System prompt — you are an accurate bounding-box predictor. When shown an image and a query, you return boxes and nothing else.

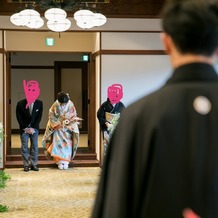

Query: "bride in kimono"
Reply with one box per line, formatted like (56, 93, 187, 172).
(42, 92, 81, 170)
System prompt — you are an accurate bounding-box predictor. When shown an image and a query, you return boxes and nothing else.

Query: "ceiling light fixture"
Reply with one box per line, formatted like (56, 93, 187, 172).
(45, 7, 71, 32)
(10, 1, 107, 32)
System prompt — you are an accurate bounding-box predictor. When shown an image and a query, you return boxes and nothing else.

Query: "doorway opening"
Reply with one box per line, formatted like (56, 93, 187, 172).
(5, 52, 98, 167)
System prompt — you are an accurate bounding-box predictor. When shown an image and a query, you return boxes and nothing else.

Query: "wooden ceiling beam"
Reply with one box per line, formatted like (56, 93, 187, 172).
(0, 0, 165, 18)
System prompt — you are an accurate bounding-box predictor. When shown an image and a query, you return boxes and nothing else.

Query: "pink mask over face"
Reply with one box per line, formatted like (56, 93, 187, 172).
(23, 80, 40, 109)
(182, 208, 200, 218)
(107, 84, 123, 104)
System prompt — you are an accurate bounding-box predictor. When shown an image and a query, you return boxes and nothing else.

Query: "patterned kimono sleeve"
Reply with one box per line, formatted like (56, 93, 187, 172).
(48, 103, 62, 129)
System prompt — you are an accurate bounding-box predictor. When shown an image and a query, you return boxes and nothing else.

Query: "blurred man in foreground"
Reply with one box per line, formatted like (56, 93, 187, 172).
(92, 0, 218, 217)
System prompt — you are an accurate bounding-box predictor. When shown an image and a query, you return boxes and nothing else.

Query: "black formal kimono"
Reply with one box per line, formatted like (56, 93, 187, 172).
(97, 99, 125, 155)
(97, 99, 126, 131)
(92, 63, 218, 218)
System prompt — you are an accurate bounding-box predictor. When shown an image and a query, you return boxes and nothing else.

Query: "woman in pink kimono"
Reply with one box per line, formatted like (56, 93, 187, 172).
(42, 92, 81, 170)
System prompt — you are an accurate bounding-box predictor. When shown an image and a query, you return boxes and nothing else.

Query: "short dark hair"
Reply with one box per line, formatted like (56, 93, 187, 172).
(161, 0, 218, 56)
(57, 92, 69, 104)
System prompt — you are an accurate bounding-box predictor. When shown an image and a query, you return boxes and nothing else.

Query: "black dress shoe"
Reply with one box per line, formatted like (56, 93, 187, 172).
(24, 166, 29, 172)
(31, 165, 39, 171)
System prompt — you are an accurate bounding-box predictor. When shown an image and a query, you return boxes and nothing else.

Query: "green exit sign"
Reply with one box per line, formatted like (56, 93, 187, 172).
(46, 38, 54, 46)
(82, 54, 89, 62)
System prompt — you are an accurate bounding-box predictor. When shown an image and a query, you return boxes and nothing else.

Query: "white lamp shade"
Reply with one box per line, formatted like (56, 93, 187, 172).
(10, 13, 25, 26)
(26, 17, 44, 29)
(74, 9, 94, 23)
(19, 9, 40, 25)
(10, 7, 107, 31)
(45, 8, 67, 21)
(93, 13, 107, 27)
(76, 21, 95, 29)
(47, 18, 71, 32)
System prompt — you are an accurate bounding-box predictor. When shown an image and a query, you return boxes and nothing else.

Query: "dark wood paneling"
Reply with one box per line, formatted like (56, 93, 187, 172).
(0, 0, 166, 18)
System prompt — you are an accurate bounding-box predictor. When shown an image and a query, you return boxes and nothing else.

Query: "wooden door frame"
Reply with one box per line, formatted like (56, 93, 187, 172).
(6, 52, 11, 155)
(54, 61, 88, 132)
(54, 60, 95, 152)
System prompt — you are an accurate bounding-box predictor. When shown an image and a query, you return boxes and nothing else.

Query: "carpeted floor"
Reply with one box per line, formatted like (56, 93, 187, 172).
(0, 167, 101, 218)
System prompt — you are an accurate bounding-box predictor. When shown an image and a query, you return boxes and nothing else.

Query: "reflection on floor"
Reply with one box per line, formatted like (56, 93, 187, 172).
(11, 134, 88, 148)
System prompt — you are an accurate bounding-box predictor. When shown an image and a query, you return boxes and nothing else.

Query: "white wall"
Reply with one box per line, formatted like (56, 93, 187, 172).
(100, 32, 172, 107)
(101, 55, 172, 107)
(102, 32, 163, 50)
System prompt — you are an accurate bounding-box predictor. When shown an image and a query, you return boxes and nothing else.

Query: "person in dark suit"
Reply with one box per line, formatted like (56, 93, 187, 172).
(92, 0, 218, 218)
(16, 98, 43, 172)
